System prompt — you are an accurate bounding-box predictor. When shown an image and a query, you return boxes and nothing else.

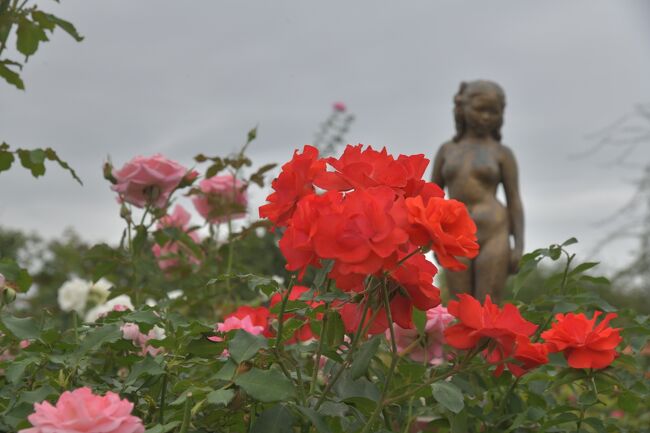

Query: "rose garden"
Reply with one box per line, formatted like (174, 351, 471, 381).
(1, 3, 649, 433)
(0, 139, 648, 433)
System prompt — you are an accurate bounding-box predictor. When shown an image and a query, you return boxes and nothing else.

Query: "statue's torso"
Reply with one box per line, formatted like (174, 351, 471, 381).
(441, 139, 509, 244)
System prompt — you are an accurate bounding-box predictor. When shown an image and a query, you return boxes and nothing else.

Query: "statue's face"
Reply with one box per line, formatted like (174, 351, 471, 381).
(463, 91, 503, 137)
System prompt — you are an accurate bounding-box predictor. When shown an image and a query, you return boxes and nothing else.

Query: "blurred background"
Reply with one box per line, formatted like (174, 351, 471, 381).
(1, 0, 649, 301)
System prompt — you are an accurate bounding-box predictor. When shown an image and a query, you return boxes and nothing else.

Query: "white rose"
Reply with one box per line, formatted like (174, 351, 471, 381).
(57, 277, 91, 314)
(0, 273, 6, 288)
(88, 278, 113, 304)
(84, 294, 134, 323)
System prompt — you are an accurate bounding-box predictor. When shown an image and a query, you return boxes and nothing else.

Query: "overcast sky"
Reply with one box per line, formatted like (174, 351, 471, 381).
(1, 0, 649, 272)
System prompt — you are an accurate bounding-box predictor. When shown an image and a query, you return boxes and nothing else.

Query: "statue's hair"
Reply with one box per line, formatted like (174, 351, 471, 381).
(452, 80, 506, 142)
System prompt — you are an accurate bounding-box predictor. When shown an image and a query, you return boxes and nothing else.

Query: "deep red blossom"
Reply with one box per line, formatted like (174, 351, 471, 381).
(445, 295, 538, 374)
(389, 250, 441, 311)
(312, 186, 409, 276)
(270, 286, 323, 343)
(314, 144, 433, 194)
(259, 145, 326, 227)
(338, 293, 413, 335)
(279, 192, 342, 279)
(541, 311, 621, 369)
(405, 196, 479, 270)
(505, 336, 550, 377)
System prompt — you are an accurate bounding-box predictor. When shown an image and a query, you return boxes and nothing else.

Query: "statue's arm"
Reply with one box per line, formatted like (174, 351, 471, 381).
(431, 143, 447, 189)
(501, 145, 524, 273)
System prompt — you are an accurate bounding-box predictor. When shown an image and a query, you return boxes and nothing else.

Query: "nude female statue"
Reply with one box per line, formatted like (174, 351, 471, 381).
(432, 80, 524, 302)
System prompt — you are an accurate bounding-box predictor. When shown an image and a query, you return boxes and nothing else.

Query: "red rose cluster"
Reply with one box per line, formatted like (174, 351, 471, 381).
(444, 295, 622, 376)
(260, 144, 479, 333)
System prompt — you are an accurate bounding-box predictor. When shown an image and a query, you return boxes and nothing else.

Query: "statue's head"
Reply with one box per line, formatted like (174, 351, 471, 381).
(453, 80, 506, 142)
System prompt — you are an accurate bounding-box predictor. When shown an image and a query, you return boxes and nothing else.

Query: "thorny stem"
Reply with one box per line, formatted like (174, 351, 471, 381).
(533, 250, 575, 342)
(310, 302, 330, 394)
(314, 298, 372, 410)
(359, 280, 400, 433)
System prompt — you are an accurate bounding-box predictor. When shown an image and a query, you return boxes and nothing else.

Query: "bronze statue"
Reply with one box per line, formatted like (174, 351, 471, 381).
(432, 80, 524, 302)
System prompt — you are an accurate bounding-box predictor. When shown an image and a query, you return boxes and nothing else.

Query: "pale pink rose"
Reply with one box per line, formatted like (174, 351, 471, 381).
(121, 323, 166, 356)
(19, 340, 31, 349)
(192, 175, 247, 224)
(158, 204, 192, 229)
(333, 101, 346, 112)
(19, 387, 144, 433)
(111, 154, 188, 208)
(387, 305, 454, 365)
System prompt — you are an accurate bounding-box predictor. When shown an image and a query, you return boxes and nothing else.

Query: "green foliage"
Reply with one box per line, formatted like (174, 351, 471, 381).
(0, 0, 83, 90)
(0, 143, 83, 184)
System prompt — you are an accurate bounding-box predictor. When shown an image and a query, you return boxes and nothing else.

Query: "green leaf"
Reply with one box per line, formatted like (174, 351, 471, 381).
(206, 389, 235, 406)
(332, 371, 380, 402)
(561, 237, 578, 247)
(125, 356, 165, 385)
(123, 310, 160, 326)
(16, 17, 48, 57)
(19, 385, 56, 404)
(1, 315, 40, 340)
(569, 261, 599, 276)
(350, 336, 380, 379)
(251, 404, 294, 433)
(77, 323, 122, 355)
(296, 406, 332, 433)
(187, 337, 225, 357)
(44, 148, 83, 185)
(582, 417, 606, 433)
(0, 62, 24, 89)
(228, 330, 268, 364)
(413, 308, 427, 334)
(432, 381, 464, 414)
(132, 225, 148, 254)
(234, 368, 295, 403)
(48, 14, 84, 41)
(323, 311, 344, 348)
(144, 421, 181, 433)
(5, 356, 37, 384)
(0, 148, 15, 171)
(0, 258, 32, 292)
(17, 148, 46, 177)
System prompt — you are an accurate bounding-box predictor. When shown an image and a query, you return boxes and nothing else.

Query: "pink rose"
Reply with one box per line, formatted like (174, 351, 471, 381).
(158, 204, 192, 229)
(152, 205, 202, 271)
(121, 323, 165, 356)
(387, 305, 454, 365)
(192, 175, 248, 223)
(111, 154, 188, 208)
(333, 101, 346, 112)
(20, 387, 144, 433)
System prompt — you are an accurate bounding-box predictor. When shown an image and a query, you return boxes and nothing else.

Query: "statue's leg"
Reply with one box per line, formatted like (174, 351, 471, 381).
(444, 257, 473, 299)
(473, 232, 510, 303)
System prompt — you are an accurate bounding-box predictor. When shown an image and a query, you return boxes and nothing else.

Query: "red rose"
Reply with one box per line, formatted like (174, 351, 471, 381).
(259, 145, 326, 227)
(279, 192, 342, 279)
(405, 196, 479, 271)
(445, 295, 538, 374)
(312, 186, 409, 276)
(226, 305, 271, 336)
(389, 250, 441, 311)
(541, 311, 621, 369)
(338, 293, 413, 335)
(506, 336, 549, 377)
(315, 145, 433, 196)
(270, 285, 323, 343)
